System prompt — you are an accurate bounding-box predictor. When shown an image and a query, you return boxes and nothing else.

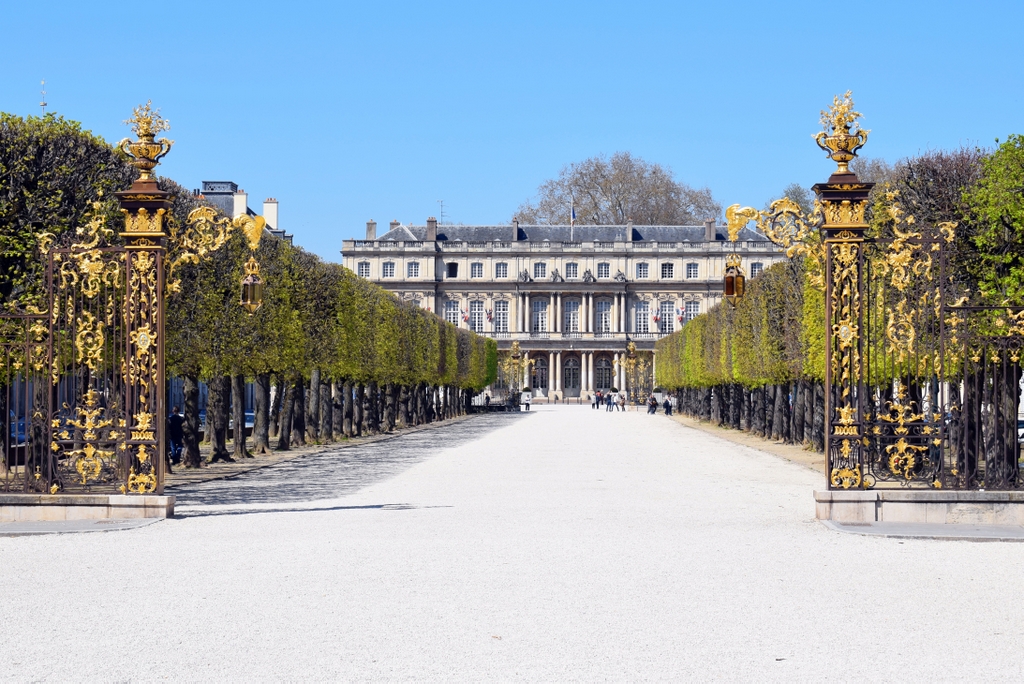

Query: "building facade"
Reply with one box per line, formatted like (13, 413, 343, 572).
(342, 218, 785, 399)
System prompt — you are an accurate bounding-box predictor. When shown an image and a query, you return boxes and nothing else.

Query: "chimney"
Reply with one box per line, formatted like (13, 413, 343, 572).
(389, 220, 400, 234)
(365, 220, 377, 241)
(232, 189, 248, 219)
(704, 218, 716, 242)
(626, 219, 633, 242)
(263, 198, 279, 231)
(426, 216, 438, 242)
(512, 218, 519, 241)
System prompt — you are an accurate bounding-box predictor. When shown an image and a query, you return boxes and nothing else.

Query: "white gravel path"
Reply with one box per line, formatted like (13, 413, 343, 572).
(2, 404, 1023, 682)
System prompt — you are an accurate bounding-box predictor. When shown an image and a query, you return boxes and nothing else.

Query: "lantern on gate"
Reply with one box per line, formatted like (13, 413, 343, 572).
(240, 256, 265, 313)
(723, 253, 745, 306)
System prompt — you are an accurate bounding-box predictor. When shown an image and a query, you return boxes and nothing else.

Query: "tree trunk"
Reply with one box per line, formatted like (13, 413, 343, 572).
(231, 373, 251, 459)
(792, 380, 804, 444)
(291, 375, 306, 446)
(742, 386, 752, 431)
(319, 378, 332, 442)
(270, 373, 285, 439)
(383, 383, 396, 432)
(333, 379, 345, 438)
(353, 384, 364, 436)
(771, 382, 788, 442)
(342, 380, 354, 437)
(730, 384, 742, 430)
(253, 373, 272, 455)
(183, 374, 202, 468)
(753, 387, 761, 436)
(399, 385, 410, 428)
(803, 379, 814, 445)
(277, 378, 295, 451)
(307, 369, 320, 443)
(208, 375, 232, 462)
(364, 381, 379, 433)
(811, 381, 825, 452)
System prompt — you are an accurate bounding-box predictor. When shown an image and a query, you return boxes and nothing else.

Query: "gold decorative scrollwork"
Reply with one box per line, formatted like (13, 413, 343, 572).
(62, 389, 116, 485)
(166, 206, 233, 293)
(830, 465, 862, 489)
(74, 312, 105, 372)
(829, 242, 861, 397)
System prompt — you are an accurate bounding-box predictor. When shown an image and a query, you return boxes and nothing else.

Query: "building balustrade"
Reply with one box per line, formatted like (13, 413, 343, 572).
(345, 238, 778, 255)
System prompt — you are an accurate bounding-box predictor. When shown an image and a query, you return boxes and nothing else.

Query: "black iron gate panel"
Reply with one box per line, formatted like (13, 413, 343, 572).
(0, 313, 51, 493)
(827, 226, 1024, 490)
(1, 203, 165, 494)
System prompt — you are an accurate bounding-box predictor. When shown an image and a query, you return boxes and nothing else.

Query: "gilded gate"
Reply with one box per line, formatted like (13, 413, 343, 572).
(729, 92, 1024, 491)
(1, 103, 267, 495)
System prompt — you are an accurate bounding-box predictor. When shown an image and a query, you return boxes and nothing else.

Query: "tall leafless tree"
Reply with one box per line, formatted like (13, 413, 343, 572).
(514, 152, 721, 225)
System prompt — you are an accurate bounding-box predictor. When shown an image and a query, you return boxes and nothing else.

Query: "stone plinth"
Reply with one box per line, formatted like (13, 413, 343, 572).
(815, 489, 1024, 525)
(0, 494, 174, 522)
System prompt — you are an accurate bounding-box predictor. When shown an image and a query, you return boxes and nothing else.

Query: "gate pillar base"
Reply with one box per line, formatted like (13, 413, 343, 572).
(815, 490, 1024, 526)
(0, 494, 174, 522)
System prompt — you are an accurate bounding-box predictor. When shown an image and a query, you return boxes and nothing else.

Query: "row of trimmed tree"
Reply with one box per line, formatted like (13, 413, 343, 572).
(656, 140, 1024, 461)
(0, 112, 497, 470)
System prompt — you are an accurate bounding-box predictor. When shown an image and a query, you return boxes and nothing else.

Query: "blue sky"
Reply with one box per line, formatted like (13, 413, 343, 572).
(2, 1, 1021, 259)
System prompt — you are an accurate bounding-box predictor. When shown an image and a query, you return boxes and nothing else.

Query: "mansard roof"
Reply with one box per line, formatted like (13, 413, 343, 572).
(374, 224, 769, 243)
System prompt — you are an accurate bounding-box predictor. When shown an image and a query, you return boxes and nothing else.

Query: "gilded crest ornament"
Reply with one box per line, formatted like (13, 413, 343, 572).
(118, 101, 174, 181)
(814, 90, 869, 174)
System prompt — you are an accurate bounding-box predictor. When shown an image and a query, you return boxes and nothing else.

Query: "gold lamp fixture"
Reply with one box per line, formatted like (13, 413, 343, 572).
(236, 215, 267, 314)
(723, 253, 745, 305)
(723, 205, 758, 306)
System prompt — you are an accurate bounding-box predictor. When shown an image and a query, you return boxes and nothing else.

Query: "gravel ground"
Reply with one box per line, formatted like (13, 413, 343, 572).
(1, 405, 1023, 682)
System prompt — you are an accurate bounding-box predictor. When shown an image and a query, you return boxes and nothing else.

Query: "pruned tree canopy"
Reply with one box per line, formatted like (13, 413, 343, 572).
(514, 152, 722, 225)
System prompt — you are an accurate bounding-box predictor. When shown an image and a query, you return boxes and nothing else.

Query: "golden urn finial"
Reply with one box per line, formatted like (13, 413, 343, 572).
(814, 90, 869, 174)
(118, 101, 174, 180)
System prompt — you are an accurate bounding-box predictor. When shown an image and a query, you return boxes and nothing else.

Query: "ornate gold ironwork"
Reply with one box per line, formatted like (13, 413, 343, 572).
(118, 101, 173, 181)
(725, 205, 759, 242)
(814, 90, 869, 174)
(74, 311, 105, 372)
(235, 215, 267, 251)
(63, 389, 115, 485)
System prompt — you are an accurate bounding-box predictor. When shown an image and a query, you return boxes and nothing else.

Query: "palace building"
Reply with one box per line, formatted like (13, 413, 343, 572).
(341, 218, 785, 400)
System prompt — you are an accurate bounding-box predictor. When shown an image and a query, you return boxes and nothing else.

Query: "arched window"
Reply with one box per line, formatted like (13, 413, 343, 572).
(564, 357, 581, 390)
(596, 358, 613, 390)
(532, 357, 549, 390)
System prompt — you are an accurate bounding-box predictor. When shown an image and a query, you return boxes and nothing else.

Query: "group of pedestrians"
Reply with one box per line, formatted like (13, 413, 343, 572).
(588, 391, 674, 415)
(589, 390, 626, 411)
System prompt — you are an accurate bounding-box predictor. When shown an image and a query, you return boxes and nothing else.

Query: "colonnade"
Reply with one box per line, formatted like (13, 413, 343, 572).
(519, 349, 628, 395)
(515, 292, 629, 333)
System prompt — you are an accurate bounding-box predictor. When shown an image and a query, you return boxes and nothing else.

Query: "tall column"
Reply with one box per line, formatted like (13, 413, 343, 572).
(621, 294, 628, 333)
(523, 351, 530, 389)
(525, 293, 531, 333)
(613, 352, 620, 390)
(611, 295, 618, 333)
(556, 294, 562, 333)
(548, 351, 555, 393)
(587, 352, 594, 392)
(555, 351, 562, 393)
(588, 294, 594, 333)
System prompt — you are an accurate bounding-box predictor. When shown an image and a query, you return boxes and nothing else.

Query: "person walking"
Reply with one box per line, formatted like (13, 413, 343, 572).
(167, 406, 184, 466)
(605, 393, 613, 412)
(617, 394, 626, 412)
(524, 394, 531, 411)
(663, 397, 672, 416)
(648, 395, 657, 414)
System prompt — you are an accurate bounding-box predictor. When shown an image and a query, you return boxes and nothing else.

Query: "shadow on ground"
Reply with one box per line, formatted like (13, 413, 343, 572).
(169, 412, 527, 511)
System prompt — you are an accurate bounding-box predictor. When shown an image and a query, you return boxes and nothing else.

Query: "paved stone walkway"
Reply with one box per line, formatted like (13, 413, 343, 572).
(2, 405, 1023, 680)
